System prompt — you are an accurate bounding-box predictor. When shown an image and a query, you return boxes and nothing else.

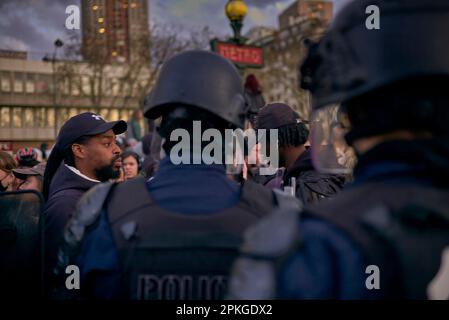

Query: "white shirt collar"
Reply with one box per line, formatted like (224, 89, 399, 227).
(65, 164, 100, 183)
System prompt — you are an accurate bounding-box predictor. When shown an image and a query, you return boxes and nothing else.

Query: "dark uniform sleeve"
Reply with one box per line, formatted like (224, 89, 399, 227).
(45, 194, 79, 273)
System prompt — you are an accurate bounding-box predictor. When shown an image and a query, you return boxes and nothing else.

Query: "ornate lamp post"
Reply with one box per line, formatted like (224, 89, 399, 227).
(225, 0, 248, 45)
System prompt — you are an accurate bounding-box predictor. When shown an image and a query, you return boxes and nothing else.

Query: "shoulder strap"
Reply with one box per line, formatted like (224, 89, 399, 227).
(227, 207, 302, 299)
(107, 177, 153, 225)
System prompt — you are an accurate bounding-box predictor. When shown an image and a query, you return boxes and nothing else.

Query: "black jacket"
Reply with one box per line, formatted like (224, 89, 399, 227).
(44, 163, 98, 274)
(284, 148, 346, 203)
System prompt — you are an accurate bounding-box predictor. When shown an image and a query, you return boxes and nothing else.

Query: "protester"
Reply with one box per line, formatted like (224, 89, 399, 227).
(13, 162, 46, 193)
(42, 112, 127, 289)
(126, 109, 143, 142)
(121, 150, 141, 180)
(141, 119, 161, 178)
(257, 103, 345, 203)
(244, 74, 266, 127)
(0, 151, 17, 192)
(15, 147, 40, 167)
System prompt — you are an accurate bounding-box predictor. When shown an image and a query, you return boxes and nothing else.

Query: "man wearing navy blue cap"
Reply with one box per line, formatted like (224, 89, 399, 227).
(43, 112, 127, 288)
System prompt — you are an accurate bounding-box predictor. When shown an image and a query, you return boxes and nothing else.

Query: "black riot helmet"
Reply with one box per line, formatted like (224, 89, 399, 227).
(300, 0, 449, 110)
(298, 0, 449, 174)
(144, 50, 248, 129)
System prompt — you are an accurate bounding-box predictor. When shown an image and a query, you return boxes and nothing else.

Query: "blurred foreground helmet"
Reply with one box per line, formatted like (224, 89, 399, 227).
(299, 0, 449, 174)
(144, 50, 248, 129)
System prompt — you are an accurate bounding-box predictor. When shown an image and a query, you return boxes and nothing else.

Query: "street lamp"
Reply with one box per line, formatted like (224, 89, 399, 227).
(52, 39, 63, 138)
(225, 0, 248, 44)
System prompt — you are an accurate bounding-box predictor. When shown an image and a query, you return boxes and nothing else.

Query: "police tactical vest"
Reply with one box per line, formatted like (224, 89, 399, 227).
(305, 183, 449, 299)
(105, 177, 292, 300)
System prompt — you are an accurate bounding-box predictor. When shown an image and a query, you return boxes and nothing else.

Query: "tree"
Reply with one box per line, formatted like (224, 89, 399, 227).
(56, 24, 215, 113)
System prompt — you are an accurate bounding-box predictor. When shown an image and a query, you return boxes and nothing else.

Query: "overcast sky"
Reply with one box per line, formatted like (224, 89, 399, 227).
(0, 0, 346, 60)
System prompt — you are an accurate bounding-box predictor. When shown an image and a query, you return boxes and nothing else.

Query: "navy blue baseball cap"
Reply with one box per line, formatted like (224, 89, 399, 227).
(56, 112, 127, 150)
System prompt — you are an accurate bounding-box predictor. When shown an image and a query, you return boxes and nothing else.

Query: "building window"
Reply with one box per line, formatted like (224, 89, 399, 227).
(0, 107, 10, 128)
(128, 109, 134, 121)
(109, 109, 119, 121)
(13, 73, 24, 93)
(12, 108, 22, 127)
(100, 108, 110, 119)
(121, 82, 130, 97)
(36, 74, 51, 94)
(63, 77, 70, 95)
(1, 72, 11, 92)
(82, 76, 91, 95)
(71, 76, 81, 96)
(26, 74, 35, 93)
(112, 79, 120, 96)
(69, 108, 78, 119)
(119, 108, 130, 121)
(24, 108, 34, 127)
(46, 108, 55, 127)
(58, 108, 69, 127)
(103, 78, 111, 95)
(36, 108, 46, 128)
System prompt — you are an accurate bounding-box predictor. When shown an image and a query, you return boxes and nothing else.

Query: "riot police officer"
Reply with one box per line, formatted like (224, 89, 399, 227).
(54, 50, 297, 299)
(228, 0, 449, 299)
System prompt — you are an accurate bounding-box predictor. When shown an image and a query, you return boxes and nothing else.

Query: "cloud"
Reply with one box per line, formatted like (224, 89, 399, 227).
(247, 0, 293, 9)
(0, 0, 80, 57)
(150, 0, 229, 37)
(0, 35, 29, 51)
(248, 7, 267, 24)
(0, 0, 314, 56)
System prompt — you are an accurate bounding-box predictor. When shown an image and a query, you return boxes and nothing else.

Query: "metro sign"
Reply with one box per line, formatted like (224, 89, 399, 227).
(211, 40, 264, 68)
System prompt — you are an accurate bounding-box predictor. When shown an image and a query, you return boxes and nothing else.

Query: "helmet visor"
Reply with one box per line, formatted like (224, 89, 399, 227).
(310, 104, 356, 174)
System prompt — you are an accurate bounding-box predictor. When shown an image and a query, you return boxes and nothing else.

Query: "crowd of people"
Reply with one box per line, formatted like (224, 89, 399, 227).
(0, 137, 149, 195)
(1, 0, 449, 301)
